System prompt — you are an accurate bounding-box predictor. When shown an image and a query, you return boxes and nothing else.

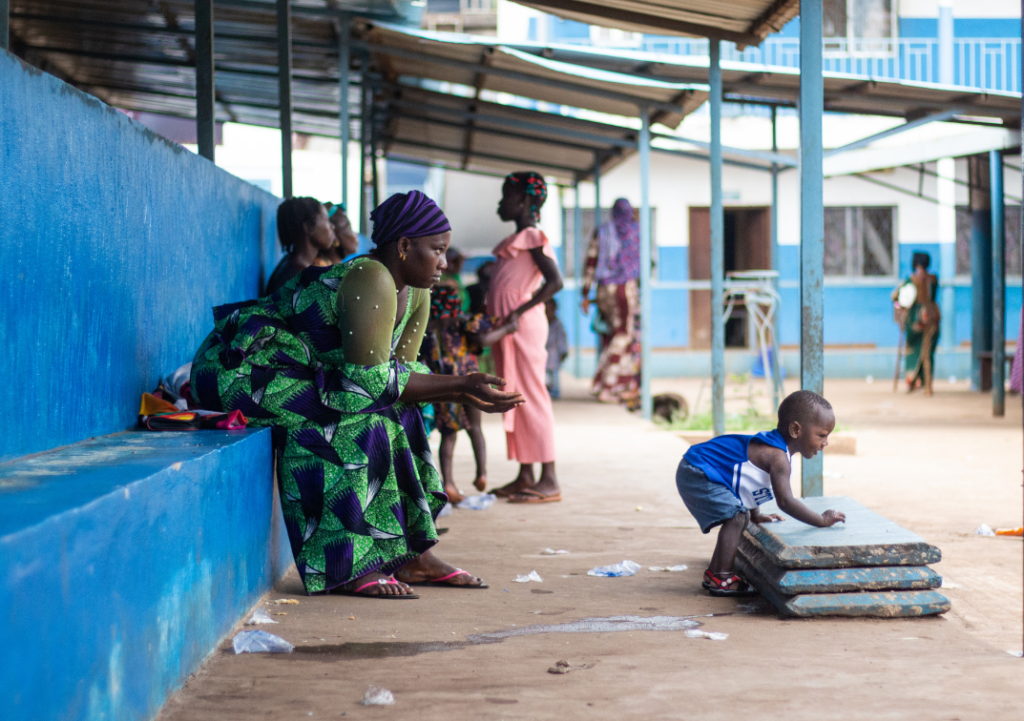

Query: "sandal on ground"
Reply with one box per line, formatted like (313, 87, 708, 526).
(507, 488, 562, 504)
(405, 568, 489, 589)
(334, 577, 419, 599)
(703, 569, 758, 597)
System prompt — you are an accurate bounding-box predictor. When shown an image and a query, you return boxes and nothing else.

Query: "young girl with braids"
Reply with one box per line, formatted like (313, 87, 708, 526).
(487, 172, 565, 503)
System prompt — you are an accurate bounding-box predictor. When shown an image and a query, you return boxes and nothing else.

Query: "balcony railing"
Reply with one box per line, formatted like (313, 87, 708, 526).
(579, 37, 1022, 93)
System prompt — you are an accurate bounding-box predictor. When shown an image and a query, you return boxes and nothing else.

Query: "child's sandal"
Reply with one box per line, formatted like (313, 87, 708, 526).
(703, 569, 758, 597)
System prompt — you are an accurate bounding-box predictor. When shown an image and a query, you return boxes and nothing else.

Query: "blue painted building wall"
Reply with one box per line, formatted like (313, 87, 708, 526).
(0, 51, 280, 462)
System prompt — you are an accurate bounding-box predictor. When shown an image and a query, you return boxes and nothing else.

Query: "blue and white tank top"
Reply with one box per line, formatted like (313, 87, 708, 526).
(683, 429, 791, 509)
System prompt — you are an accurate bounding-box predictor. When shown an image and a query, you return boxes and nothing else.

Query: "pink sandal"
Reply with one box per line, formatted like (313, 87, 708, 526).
(408, 568, 489, 589)
(335, 576, 419, 599)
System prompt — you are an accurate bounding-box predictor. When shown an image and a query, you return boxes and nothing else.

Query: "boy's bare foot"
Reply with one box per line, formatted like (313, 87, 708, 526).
(394, 549, 487, 588)
(332, 571, 418, 597)
(473, 476, 487, 492)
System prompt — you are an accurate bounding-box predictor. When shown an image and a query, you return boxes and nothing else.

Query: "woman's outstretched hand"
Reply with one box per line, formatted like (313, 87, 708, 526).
(460, 373, 524, 413)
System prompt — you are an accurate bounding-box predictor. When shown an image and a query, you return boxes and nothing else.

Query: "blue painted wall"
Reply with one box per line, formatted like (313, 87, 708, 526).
(0, 430, 287, 721)
(0, 51, 280, 462)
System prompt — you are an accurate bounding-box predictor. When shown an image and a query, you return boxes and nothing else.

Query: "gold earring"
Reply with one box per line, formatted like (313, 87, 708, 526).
(400, 252, 407, 261)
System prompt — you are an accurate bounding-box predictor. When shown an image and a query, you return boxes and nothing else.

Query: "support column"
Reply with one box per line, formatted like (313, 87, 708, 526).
(709, 39, 725, 437)
(638, 106, 653, 420)
(359, 67, 370, 235)
(938, 0, 954, 85)
(800, 0, 825, 497)
(937, 158, 957, 349)
(969, 153, 993, 390)
(276, 0, 293, 198)
(991, 149, 1006, 416)
(1, 0, 8, 52)
(338, 15, 351, 210)
(195, 0, 216, 161)
(573, 179, 583, 377)
(370, 95, 380, 210)
(769, 104, 783, 409)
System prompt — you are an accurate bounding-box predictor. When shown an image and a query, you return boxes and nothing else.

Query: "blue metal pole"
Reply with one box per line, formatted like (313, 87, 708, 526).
(639, 107, 653, 420)
(339, 15, 351, 210)
(277, 0, 293, 198)
(709, 40, 725, 436)
(800, 0, 824, 497)
(195, 0, 216, 162)
(991, 149, 1006, 416)
(770, 104, 782, 409)
(574, 179, 583, 378)
(970, 154, 993, 390)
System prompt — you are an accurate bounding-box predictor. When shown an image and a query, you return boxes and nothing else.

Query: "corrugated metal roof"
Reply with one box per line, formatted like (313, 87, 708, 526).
(512, 0, 800, 46)
(505, 41, 1024, 126)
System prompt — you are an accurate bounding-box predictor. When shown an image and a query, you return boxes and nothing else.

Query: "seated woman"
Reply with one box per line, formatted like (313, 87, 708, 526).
(264, 197, 338, 296)
(314, 204, 361, 267)
(191, 191, 523, 598)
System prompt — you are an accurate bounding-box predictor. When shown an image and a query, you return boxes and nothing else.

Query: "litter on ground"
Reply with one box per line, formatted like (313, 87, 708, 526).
(232, 630, 294, 654)
(541, 548, 570, 555)
(361, 687, 395, 706)
(246, 608, 277, 625)
(588, 560, 641, 577)
(685, 629, 728, 641)
(514, 570, 543, 583)
(458, 494, 496, 510)
(648, 564, 688, 572)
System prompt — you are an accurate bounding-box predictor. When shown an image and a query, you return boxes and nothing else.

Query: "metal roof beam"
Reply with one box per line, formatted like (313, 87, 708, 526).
(383, 95, 637, 149)
(352, 39, 687, 115)
(216, 0, 402, 22)
(517, 0, 760, 47)
(381, 136, 583, 174)
(651, 131, 796, 166)
(824, 109, 963, 157)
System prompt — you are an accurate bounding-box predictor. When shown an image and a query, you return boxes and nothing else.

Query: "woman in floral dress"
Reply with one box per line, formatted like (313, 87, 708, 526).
(191, 191, 523, 598)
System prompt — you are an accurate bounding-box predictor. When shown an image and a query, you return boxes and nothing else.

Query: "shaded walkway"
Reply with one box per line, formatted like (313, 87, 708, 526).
(160, 377, 1022, 720)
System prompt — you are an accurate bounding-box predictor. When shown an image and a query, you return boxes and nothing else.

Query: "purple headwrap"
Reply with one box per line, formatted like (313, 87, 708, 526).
(595, 198, 640, 284)
(370, 190, 451, 246)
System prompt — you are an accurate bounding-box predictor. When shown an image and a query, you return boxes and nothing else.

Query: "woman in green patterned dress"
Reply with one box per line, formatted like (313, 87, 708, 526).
(191, 191, 523, 598)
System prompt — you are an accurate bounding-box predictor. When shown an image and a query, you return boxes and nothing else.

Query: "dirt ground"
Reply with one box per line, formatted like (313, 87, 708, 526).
(158, 376, 1024, 721)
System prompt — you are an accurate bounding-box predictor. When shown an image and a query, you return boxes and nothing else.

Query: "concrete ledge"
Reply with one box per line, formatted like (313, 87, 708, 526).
(0, 430, 289, 721)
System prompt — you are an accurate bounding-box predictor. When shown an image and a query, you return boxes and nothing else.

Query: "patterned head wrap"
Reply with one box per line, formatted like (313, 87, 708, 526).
(370, 190, 451, 247)
(504, 171, 548, 221)
(430, 283, 463, 320)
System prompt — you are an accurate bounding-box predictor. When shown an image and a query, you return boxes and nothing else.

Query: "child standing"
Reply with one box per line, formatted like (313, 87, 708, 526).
(420, 283, 518, 503)
(545, 298, 568, 399)
(676, 390, 847, 596)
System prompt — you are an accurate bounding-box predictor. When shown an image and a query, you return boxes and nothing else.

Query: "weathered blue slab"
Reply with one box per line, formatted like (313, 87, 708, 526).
(744, 496, 941, 568)
(736, 554, 950, 617)
(739, 540, 942, 594)
(0, 429, 291, 721)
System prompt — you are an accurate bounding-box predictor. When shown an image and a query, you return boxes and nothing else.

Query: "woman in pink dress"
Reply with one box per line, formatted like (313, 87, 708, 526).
(487, 172, 565, 503)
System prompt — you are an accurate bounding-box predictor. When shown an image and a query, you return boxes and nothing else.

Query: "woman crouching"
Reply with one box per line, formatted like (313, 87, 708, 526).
(190, 191, 522, 597)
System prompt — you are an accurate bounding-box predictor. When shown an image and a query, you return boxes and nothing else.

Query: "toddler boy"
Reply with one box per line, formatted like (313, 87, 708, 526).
(676, 390, 846, 596)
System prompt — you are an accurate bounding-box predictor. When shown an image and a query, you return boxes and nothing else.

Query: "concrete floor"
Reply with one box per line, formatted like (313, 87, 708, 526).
(158, 376, 1024, 720)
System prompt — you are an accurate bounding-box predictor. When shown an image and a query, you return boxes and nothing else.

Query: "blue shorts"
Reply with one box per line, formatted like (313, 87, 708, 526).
(675, 459, 746, 534)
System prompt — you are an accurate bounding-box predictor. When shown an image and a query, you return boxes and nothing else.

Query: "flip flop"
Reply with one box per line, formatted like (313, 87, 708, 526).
(491, 483, 523, 498)
(507, 488, 562, 504)
(406, 568, 489, 589)
(334, 577, 420, 599)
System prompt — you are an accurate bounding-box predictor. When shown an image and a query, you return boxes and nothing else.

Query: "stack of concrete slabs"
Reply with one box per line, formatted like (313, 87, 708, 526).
(736, 496, 950, 618)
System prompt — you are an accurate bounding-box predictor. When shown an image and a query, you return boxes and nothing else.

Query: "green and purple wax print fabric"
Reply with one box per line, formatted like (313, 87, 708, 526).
(191, 259, 445, 594)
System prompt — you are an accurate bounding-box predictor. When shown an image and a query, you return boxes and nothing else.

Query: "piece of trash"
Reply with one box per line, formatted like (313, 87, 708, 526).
(587, 560, 641, 577)
(685, 629, 728, 641)
(540, 548, 570, 555)
(437, 502, 453, 517)
(247, 608, 278, 625)
(1007, 650, 1024, 657)
(635, 505, 643, 511)
(648, 564, 688, 572)
(232, 630, 294, 654)
(514, 570, 543, 583)
(996, 527, 1023, 536)
(273, 599, 299, 605)
(865, 375, 874, 384)
(458, 493, 496, 510)
(975, 524, 996, 537)
(823, 471, 844, 480)
(361, 687, 395, 706)
(546, 659, 594, 674)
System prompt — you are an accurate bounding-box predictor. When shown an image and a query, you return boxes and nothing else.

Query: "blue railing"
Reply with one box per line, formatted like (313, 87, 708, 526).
(583, 37, 1022, 93)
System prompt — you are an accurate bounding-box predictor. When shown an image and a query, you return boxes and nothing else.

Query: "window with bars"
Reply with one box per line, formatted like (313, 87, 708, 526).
(955, 205, 1022, 276)
(822, 0, 895, 54)
(824, 206, 896, 277)
(561, 208, 657, 278)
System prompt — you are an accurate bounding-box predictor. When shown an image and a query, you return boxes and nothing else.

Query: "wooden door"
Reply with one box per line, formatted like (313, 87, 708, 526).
(689, 207, 711, 349)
